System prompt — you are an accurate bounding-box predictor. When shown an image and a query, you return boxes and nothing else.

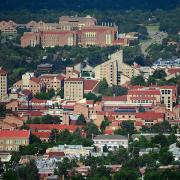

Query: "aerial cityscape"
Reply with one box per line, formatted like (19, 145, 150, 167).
(0, 0, 180, 180)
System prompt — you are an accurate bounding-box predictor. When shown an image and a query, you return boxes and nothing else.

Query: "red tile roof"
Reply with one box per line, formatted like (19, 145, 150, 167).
(32, 131, 51, 139)
(22, 89, 32, 96)
(0, 69, 7, 75)
(167, 68, 180, 75)
(104, 129, 114, 135)
(30, 77, 41, 83)
(135, 121, 143, 127)
(128, 90, 160, 95)
(86, 100, 94, 104)
(84, 79, 99, 91)
(129, 86, 144, 90)
(130, 97, 156, 101)
(31, 97, 47, 103)
(28, 124, 81, 132)
(47, 151, 65, 158)
(65, 78, 84, 82)
(136, 112, 164, 121)
(42, 31, 74, 35)
(102, 95, 127, 101)
(113, 38, 125, 45)
(0, 130, 30, 138)
(159, 85, 176, 90)
(73, 70, 80, 75)
(27, 111, 43, 117)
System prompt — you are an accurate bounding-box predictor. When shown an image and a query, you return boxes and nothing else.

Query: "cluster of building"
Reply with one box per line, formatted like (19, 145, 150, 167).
(0, 49, 180, 167)
(0, 16, 138, 47)
(0, 51, 180, 134)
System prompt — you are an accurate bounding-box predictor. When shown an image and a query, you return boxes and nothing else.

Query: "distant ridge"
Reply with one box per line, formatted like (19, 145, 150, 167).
(0, 0, 179, 11)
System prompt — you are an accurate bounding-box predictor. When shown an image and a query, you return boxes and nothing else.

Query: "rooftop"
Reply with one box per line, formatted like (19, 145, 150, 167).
(0, 130, 30, 138)
(93, 135, 128, 140)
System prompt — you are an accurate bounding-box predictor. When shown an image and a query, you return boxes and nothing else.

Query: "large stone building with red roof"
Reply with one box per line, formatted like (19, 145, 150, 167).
(0, 130, 30, 151)
(127, 85, 177, 111)
(21, 15, 118, 48)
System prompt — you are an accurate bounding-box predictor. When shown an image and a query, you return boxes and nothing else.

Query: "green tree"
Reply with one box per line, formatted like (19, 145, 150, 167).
(152, 69, 167, 79)
(83, 122, 100, 138)
(151, 134, 169, 147)
(130, 75, 146, 86)
(0, 103, 6, 117)
(3, 169, 18, 180)
(114, 120, 135, 136)
(77, 114, 86, 125)
(18, 160, 39, 180)
(159, 150, 173, 165)
(113, 168, 139, 180)
(100, 117, 110, 133)
(49, 129, 59, 144)
(57, 88, 64, 98)
(98, 78, 108, 94)
(54, 158, 77, 178)
(84, 92, 100, 102)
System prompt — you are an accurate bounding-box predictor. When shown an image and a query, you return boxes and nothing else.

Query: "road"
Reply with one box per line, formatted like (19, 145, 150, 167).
(140, 25, 168, 55)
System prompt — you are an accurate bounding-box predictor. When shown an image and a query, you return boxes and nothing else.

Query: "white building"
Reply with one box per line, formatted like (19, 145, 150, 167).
(46, 145, 93, 159)
(93, 135, 128, 152)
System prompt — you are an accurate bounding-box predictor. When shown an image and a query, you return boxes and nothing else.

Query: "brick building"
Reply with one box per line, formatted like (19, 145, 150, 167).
(21, 32, 40, 47)
(77, 26, 117, 47)
(39, 73, 65, 92)
(127, 86, 177, 111)
(21, 16, 118, 48)
(41, 31, 76, 47)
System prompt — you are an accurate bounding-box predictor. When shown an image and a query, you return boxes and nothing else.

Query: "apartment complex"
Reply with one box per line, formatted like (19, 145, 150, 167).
(64, 78, 84, 101)
(0, 68, 8, 100)
(0, 130, 30, 151)
(94, 50, 140, 86)
(21, 16, 118, 48)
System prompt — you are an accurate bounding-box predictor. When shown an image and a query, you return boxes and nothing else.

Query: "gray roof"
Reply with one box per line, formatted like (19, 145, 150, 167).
(93, 135, 128, 140)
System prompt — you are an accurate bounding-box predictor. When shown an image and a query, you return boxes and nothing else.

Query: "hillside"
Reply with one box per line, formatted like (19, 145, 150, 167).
(0, 0, 179, 11)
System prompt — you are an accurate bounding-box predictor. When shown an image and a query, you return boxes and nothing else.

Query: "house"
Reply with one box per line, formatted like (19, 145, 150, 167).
(139, 148, 159, 156)
(169, 143, 180, 161)
(93, 135, 128, 152)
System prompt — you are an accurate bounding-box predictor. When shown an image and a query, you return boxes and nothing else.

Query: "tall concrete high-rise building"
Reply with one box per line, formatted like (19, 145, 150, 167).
(94, 50, 123, 86)
(0, 68, 8, 100)
(94, 50, 140, 86)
